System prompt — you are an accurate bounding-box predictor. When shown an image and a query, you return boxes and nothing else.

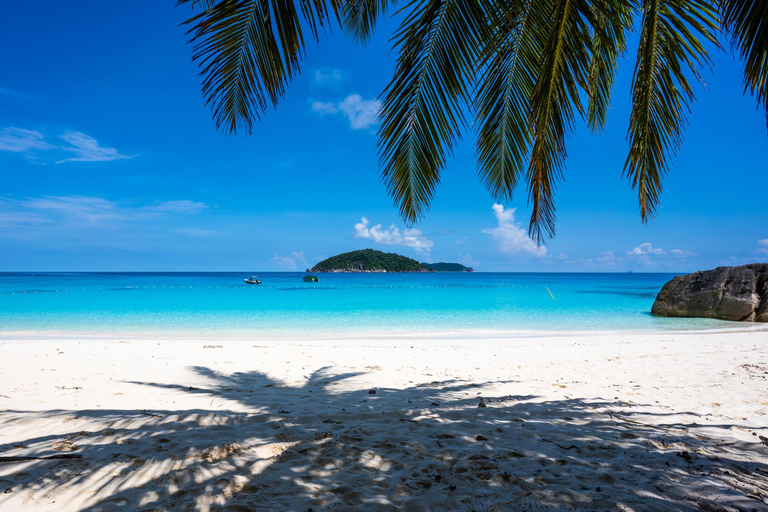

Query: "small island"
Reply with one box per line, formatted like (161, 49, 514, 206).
(309, 249, 472, 273)
(423, 262, 476, 272)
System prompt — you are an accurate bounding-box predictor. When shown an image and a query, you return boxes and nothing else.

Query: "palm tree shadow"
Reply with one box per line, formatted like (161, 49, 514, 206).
(1, 365, 767, 511)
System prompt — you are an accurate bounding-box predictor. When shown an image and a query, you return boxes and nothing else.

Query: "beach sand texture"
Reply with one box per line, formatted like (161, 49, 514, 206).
(1, 331, 768, 511)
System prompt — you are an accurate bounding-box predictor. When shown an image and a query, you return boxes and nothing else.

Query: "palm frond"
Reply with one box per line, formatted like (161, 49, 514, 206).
(587, 0, 635, 132)
(342, 0, 393, 42)
(378, 0, 488, 223)
(625, 0, 718, 222)
(178, 0, 222, 9)
(721, 0, 768, 131)
(526, 0, 595, 243)
(181, 0, 341, 134)
(474, 0, 551, 203)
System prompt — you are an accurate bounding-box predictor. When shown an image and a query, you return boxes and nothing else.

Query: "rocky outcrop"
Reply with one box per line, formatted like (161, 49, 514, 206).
(651, 264, 768, 322)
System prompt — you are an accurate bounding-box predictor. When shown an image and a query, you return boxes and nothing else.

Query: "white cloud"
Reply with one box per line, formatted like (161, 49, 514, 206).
(0, 128, 133, 163)
(0, 195, 209, 233)
(57, 131, 134, 163)
(757, 239, 768, 255)
(760, 239, 768, 246)
(0, 128, 53, 152)
(626, 243, 691, 266)
(353, 216, 434, 254)
(628, 243, 691, 258)
(271, 251, 308, 270)
(312, 94, 380, 130)
(313, 68, 344, 85)
(18, 195, 127, 225)
(482, 204, 546, 257)
(145, 200, 209, 214)
(627, 243, 666, 256)
(458, 253, 478, 268)
(597, 251, 619, 263)
(311, 102, 338, 115)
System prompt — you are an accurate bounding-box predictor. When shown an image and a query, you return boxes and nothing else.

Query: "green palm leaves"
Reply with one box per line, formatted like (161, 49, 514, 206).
(525, 0, 595, 241)
(180, 0, 343, 133)
(721, 0, 768, 131)
(378, 0, 488, 223)
(180, 0, 768, 243)
(475, 0, 548, 221)
(625, 0, 718, 221)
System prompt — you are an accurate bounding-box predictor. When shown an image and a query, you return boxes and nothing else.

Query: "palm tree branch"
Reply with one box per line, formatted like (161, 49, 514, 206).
(342, 0, 393, 42)
(474, 0, 551, 203)
(181, 0, 341, 134)
(526, 0, 593, 243)
(378, 0, 488, 223)
(587, 0, 635, 132)
(721, 0, 768, 131)
(625, 0, 718, 221)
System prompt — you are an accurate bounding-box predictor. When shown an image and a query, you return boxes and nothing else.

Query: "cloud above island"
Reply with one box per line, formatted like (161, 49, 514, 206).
(353, 217, 433, 255)
(271, 251, 308, 270)
(482, 204, 546, 257)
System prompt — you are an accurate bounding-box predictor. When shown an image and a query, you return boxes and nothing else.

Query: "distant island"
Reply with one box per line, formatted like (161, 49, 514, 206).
(423, 262, 476, 272)
(309, 249, 473, 273)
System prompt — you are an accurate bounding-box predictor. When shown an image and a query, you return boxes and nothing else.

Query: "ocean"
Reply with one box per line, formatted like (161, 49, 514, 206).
(0, 272, 745, 337)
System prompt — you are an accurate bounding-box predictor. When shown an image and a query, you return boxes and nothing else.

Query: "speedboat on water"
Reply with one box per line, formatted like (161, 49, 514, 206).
(244, 276, 261, 284)
(302, 274, 319, 282)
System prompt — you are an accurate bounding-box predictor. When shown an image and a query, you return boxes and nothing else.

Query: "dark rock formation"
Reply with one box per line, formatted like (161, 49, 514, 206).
(651, 264, 768, 322)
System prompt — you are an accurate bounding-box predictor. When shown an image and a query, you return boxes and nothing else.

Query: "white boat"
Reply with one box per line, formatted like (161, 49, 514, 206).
(244, 276, 261, 284)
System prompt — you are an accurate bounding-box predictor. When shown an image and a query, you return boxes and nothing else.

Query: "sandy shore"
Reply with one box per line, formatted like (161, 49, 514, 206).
(1, 330, 768, 511)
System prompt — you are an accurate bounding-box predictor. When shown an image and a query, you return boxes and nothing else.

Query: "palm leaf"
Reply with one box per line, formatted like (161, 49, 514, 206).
(721, 0, 768, 131)
(625, 0, 718, 222)
(342, 0, 393, 42)
(526, 0, 595, 243)
(378, 0, 488, 223)
(587, 0, 635, 132)
(181, 0, 221, 8)
(181, 0, 341, 134)
(474, 0, 551, 203)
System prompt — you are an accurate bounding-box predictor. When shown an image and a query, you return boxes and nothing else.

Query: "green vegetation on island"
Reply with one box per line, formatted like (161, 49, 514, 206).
(423, 262, 476, 272)
(310, 249, 430, 273)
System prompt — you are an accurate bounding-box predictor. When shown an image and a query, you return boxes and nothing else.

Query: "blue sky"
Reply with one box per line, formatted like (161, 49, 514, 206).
(0, 2, 766, 272)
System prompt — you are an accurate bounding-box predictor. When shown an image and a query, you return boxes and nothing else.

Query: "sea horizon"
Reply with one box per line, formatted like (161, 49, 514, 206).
(1, 271, 757, 337)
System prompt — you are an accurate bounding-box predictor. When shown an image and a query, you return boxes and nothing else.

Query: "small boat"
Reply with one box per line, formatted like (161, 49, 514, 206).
(302, 274, 319, 282)
(244, 276, 262, 284)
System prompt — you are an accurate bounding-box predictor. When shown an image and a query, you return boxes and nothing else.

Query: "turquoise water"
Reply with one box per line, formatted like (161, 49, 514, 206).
(0, 272, 745, 336)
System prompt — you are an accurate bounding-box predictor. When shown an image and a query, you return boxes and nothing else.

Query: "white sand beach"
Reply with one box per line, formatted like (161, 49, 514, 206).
(1, 330, 768, 511)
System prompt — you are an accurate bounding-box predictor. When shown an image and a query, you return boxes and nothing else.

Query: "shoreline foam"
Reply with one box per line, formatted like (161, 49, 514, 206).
(2, 321, 767, 342)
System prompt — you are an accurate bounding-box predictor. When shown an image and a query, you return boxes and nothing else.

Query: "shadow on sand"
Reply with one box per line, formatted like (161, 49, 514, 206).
(1, 366, 767, 511)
